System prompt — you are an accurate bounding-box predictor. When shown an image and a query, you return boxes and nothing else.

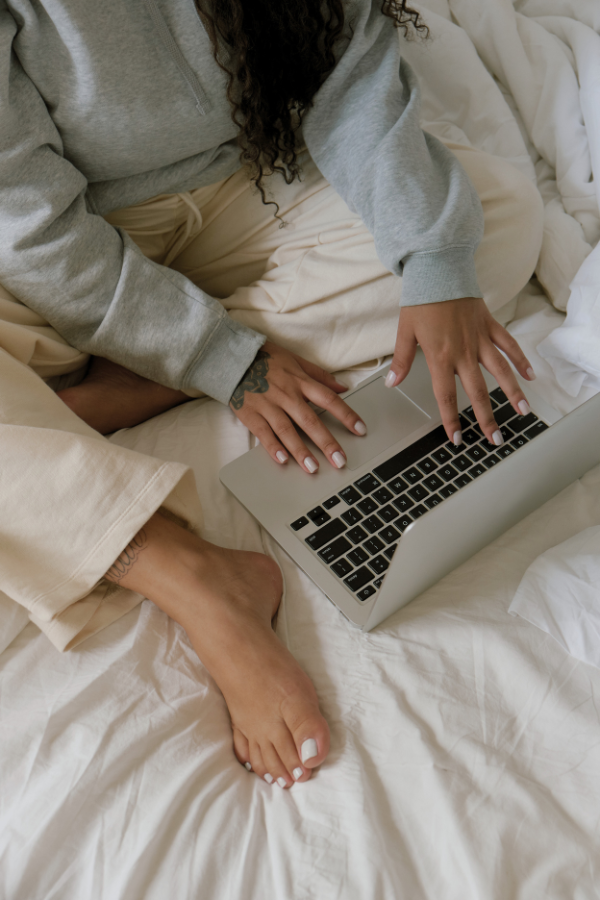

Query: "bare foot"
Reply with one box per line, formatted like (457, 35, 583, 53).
(57, 356, 189, 433)
(106, 512, 330, 786)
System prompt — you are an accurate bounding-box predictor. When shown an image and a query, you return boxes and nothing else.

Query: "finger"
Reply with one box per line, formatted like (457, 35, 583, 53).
(489, 319, 536, 383)
(385, 319, 417, 389)
(264, 405, 320, 474)
(300, 380, 367, 438)
(293, 357, 349, 393)
(278, 391, 350, 470)
(479, 340, 532, 419)
(458, 359, 502, 446)
(236, 409, 291, 466)
(428, 360, 463, 446)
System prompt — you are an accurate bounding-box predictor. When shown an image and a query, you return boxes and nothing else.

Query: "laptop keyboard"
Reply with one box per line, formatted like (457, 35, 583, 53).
(289, 388, 548, 604)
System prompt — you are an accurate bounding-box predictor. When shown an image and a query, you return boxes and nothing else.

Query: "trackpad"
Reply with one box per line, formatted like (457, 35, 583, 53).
(319, 377, 431, 470)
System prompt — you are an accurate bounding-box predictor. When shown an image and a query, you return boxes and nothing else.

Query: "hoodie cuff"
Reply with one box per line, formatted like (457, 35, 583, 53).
(399, 245, 483, 307)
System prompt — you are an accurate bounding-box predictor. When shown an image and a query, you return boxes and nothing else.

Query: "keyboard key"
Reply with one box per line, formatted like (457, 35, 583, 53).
(484, 454, 500, 468)
(404, 467, 422, 485)
(408, 483, 429, 502)
(373, 487, 393, 505)
(339, 486, 362, 505)
(496, 444, 515, 459)
(393, 494, 414, 513)
(363, 515, 384, 534)
(411, 504, 427, 519)
(462, 428, 480, 446)
(347, 525, 368, 544)
(469, 463, 486, 478)
(354, 473, 381, 495)
(490, 386, 509, 406)
(373, 577, 385, 589)
(446, 441, 466, 455)
(380, 525, 400, 544)
(500, 426, 514, 442)
(454, 473, 473, 489)
(395, 515, 413, 532)
(373, 424, 448, 482)
(465, 445, 487, 463)
(459, 413, 471, 431)
(318, 536, 353, 563)
(438, 463, 458, 482)
(424, 494, 442, 509)
(323, 495, 341, 510)
(453, 454, 473, 472)
(510, 435, 529, 450)
(423, 473, 444, 492)
(384, 543, 398, 560)
(480, 437, 496, 453)
(291, 516, 309, 531)
(525, 420, 549, 440)
(439, 484, 458, 499)
(495, 403, 517, 426)
(510, 412, 538, 434)
(305, 518, 347, 550)
(363, 536, 385, 554)
(348, 546, 369, 565)
(357, 497, 378, 516)
(431, 446, 453, 465)
(358, 584, 377, 601)
(387, 476, 409, 495)
(331, 558, 354, 578)
(307, 506, 330, 526)
(462, 405, 477, 423)
(344, 567, 374, 592)
(342, 508, 363, 526)
(378, 504, 399, 523)
(368, 555, 389, 575)
(417, 457, 437, 475)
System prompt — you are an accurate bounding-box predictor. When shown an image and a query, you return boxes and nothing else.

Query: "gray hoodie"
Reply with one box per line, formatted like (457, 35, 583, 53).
(0, 0, 484, 404)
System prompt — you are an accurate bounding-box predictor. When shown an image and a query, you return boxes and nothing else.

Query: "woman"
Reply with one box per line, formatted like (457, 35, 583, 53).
(0, 0, 543, 786)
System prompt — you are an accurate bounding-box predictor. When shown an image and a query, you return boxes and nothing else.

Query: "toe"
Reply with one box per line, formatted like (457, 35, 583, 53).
(271, 723, 311, 784)
(249, 741, 273, 784)
(232, 726, 251, 770)
(261, 741, 293, 789)
(281, 689, 330, 771)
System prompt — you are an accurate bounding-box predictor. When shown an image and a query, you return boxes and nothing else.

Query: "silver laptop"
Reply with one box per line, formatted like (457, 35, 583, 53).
(220, 349, 600, 631)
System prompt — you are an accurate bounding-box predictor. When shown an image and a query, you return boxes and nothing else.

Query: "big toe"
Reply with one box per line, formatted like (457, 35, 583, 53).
(283, 691, 330, 773)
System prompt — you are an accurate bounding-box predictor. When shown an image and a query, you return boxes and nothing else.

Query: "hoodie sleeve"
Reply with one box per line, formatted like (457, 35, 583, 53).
(302, 1, 484, 307)
(0, 6, 264, 405)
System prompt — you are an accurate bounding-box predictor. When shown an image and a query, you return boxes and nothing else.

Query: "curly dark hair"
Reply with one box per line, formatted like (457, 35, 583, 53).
(197, 0, 428, 215)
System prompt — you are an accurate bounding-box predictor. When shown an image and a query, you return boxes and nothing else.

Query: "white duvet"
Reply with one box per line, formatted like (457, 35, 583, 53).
(3, 2, 600, 898)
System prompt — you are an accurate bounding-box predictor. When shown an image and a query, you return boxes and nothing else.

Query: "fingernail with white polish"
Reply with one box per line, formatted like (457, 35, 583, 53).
(354, 420, 367, 435)
(301, 739, 318, 764)
(526, 367, 536, 380)
(304, 457, 318, 473)
(384, 371, 396, 388)
(244, 761, 252, 771)
(453, 430, 462, 447)
(518, 400, 530, 416)
(277, 777, 287, 788)
(276, 451, 288, 463)
(264, 773, 274, 784)
(332, 451, 346, 469)
(293, 767, 303, 780)
(492, 430, 504, 446)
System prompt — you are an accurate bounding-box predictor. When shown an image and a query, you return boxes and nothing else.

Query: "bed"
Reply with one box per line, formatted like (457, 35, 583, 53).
(2, 1, 600, 897)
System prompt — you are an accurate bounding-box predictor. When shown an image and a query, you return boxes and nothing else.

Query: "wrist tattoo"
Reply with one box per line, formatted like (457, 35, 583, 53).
(105, 528, 148, 583)
(230, 350, 271, 410)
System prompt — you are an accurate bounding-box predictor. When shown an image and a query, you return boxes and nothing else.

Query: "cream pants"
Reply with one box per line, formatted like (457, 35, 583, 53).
(0, 146, 543, 651)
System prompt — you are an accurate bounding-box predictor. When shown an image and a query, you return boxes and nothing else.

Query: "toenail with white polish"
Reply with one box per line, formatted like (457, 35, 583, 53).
(277, 777, 287, 788)
(518, 400, 530, 416)
(304, 457, 318, 473)
(244, 761, 252, 771)
(492, 430, 504, 446)
(332, 451, 346, 469)
(301, 739, 318, 764)
(293, 767, 303, 780)
(264, 773, 274, 784)
(384, 371, 396, 388)
(276, 451, 288, 463)
(355, 420, 367, 435)
(453, 430, 462, 446)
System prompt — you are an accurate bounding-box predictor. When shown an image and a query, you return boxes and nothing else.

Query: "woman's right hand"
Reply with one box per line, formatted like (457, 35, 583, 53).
(229, 340, 367, 474)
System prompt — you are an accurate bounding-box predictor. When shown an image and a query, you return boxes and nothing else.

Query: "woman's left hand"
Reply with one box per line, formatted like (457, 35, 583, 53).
(386, 297, 536, 446)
